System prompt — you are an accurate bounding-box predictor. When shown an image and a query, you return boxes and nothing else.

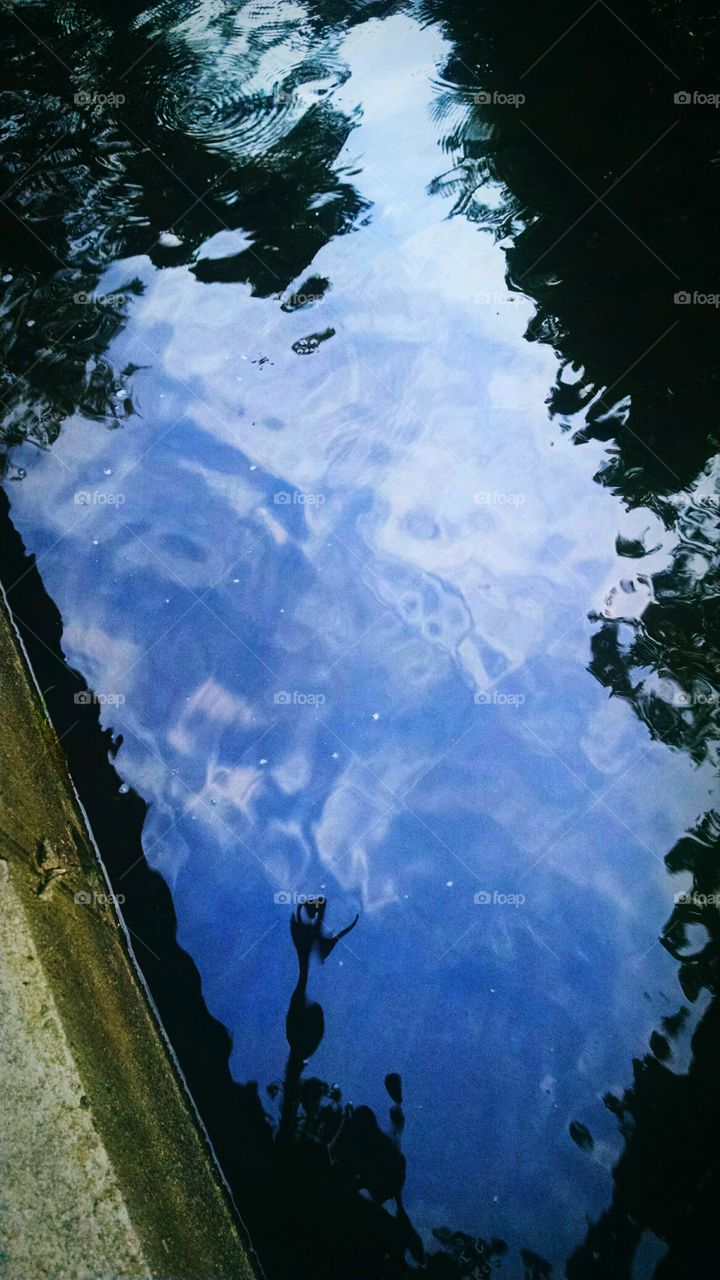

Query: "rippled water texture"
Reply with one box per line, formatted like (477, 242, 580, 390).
(2, 0, 720, 1275)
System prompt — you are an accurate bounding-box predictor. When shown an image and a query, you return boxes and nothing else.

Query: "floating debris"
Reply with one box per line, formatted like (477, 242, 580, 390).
(291, 327, 335, 355)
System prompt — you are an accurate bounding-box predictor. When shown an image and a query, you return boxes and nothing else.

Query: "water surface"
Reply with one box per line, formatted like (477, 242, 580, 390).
(2, 0, 719, 1275)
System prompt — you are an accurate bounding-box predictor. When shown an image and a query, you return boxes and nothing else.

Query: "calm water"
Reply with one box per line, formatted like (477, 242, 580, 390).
(2, 0, 719, 1276)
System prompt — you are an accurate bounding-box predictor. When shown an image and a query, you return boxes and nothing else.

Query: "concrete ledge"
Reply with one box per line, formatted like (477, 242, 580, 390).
(0, 591, 257, 1280)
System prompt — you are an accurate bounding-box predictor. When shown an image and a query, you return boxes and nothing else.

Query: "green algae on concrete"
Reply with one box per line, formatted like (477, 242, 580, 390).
(0, 590, 257, 1280)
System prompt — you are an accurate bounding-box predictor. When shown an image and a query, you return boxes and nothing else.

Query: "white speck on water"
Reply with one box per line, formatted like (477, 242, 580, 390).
(116, 389, 127, 398)
(92, 539, 99, 546)
(446, 880, 453, 887)
(372, 712, 380, 720)
(118, 783, 129, 795)
(164, 597, 170, 604)
(1, 273, 12, 282)
(26, 319, 35, 327)
(331, 751, 339, 759)
(232, 577, 239, 583)
(259, 758, 268, 765)
(249, 464, 257, 471)
(103, 467, 112, 475)
(490, 987, 496, 993)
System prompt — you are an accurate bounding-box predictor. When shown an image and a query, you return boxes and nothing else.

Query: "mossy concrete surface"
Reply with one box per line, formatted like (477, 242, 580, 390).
(0, 591, 257, 1280)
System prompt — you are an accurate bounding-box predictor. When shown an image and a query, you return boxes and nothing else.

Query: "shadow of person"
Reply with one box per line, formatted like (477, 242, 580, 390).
(272, 900, 421, 1265)
(280, 899, 358, 1141)
(331, 1091, 425, 1266)
(239, 896, 549, 1279)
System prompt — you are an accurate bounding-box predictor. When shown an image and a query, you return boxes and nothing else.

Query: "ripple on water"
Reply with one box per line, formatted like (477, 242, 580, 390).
(154, 48, 350, 159)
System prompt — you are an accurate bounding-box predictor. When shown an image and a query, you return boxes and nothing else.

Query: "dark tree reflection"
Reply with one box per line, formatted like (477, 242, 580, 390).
(421, 1, 720, 1275)
(0, 0, 371, 453)
(419, 0, 720, 758)
(566, 995, 720, 1280)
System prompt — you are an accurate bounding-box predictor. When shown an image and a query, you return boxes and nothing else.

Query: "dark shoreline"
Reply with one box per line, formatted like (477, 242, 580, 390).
(0, 485, 266, 1275)
(0, 487, 258, 1279)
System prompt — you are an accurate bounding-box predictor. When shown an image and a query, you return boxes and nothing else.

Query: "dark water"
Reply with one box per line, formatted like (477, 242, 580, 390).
(1, 1, 719, 1276)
